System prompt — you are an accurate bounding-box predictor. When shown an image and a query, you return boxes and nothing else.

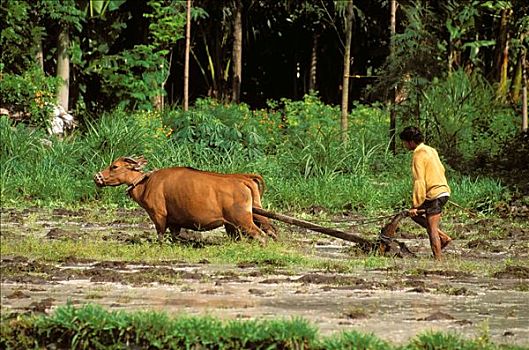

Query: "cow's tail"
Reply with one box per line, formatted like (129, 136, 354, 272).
(244, 174, 266, 197)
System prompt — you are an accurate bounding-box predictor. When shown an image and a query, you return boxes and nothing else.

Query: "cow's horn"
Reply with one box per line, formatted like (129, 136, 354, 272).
(136, 155, 148, 164)
(123, 156, 139, 164)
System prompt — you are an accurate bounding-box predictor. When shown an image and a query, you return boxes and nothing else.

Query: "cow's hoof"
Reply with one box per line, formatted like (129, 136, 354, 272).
(266, 228, 278, 240)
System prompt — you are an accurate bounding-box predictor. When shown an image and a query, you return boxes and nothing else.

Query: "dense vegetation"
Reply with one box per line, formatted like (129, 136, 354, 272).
(1, 93, 515, 214)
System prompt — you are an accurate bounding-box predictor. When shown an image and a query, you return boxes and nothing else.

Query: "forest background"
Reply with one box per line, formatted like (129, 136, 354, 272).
(1, 0, 528, 215)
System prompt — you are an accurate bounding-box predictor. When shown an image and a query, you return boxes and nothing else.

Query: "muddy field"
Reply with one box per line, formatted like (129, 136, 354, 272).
(1, 207, 528, 346)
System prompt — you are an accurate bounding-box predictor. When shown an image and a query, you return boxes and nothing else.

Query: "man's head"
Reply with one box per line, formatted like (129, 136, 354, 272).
(399, 126, 424, 150)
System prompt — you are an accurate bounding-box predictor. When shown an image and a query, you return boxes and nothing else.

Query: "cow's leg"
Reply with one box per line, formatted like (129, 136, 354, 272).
(231, 214, 267, 245)
(246, 183, 278, 239)
(224, 223, 241, 241)
(252, 213, 278, 240)
(228, 188, 267, 245)
(148, 213, 167, 243)
(168, 225, 181, 243)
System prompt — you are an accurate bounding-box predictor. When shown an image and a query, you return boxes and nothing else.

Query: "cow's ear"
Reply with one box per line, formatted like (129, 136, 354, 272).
(123, 157, 138, 169)
(123, 157, 137, 164)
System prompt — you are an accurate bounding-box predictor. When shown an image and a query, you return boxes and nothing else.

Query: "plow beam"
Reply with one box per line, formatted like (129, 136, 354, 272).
(252, 207, 374, 251)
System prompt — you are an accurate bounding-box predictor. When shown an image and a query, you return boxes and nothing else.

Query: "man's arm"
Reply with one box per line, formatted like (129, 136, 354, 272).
(412, 150, 427, 209)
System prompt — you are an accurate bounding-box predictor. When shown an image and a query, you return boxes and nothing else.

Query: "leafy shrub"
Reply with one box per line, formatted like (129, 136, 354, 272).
(266, 93, 341, 149)
(398, 70, 518, 168)
(0, 66, 61, 127)
(495, 130, 529, 170)
(89, 46, 167, 110)
(163, 98, 269, 160)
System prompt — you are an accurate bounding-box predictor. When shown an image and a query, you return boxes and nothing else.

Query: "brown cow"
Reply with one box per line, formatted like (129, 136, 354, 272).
(94, 156, 274, 244)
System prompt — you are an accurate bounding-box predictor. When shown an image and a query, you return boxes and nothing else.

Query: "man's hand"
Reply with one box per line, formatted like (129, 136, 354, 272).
(408, 208, 420, 217)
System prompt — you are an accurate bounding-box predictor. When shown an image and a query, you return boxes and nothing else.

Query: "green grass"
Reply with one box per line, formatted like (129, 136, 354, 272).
(0, 101, 516, 216)
(9, 236, 323, 269)
(0, 235, 396, 272)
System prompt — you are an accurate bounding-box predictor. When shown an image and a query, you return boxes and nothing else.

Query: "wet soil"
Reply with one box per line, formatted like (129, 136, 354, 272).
(1, 207, 528, 346)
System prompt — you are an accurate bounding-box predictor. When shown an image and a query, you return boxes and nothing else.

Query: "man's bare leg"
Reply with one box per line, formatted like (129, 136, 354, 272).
(427, 213, 443, 259)
(411, 215, 452, 249)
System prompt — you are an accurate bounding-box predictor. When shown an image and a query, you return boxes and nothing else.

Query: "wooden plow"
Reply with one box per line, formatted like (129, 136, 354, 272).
(253, 207, 417, 257)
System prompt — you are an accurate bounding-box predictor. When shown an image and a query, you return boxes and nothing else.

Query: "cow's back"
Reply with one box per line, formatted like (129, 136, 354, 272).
(145, 167, 254, 229)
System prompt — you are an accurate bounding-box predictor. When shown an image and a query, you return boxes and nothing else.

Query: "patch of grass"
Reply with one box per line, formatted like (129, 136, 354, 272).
(450, 175, 508, 215)
(320, 330, 390, 350)
(1, 102, 512, 217)
(407, 330, 490, 350)
(513, 283, 529, 292)
(0, 304, 318, 350)
(435, 286, 476, 296)
(85, 292, 104, 300)
(0, 236, 310, 267)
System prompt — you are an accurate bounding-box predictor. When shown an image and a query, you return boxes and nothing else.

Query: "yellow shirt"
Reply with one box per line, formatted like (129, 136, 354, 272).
(411, 143, 450, 208)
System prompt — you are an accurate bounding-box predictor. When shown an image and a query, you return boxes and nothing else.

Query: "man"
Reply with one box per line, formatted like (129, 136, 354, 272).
(400, 126, 452, 259)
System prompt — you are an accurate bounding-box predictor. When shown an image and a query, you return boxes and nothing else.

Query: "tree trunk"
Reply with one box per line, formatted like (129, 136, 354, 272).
(35, 39, 44, 71)
(231, 0, 242, 103)
(495, 8, 512, 100)
(447, 39, 453, 75)
(154, 52, 173, 111)
(447, 40, 461, 75)
(523, 49, 528, 132)
(512, 33, 526, 104)
(56, 27, 70, 110)
(183, 0, 192, 111)
(389, 0, 397, 154)
(309, 32, 318, 92)
(512, 51, 522, 103)
(340, 0, 354, 144)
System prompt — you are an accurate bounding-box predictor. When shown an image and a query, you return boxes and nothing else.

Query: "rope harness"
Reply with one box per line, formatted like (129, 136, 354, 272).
(126, 171, 154, 193)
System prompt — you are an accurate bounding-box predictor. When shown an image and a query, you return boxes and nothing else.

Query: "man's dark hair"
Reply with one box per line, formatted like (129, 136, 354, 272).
(399, 126, 424, 143)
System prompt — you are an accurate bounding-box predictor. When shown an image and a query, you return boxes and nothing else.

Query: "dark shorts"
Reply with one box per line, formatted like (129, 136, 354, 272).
(418, 196, 449, 215)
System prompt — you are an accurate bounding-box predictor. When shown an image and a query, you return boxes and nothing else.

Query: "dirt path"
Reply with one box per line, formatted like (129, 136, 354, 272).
(1, 208, 528, 346)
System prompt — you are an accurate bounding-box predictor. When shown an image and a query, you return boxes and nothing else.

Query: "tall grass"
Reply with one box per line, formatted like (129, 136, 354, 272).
(0, 96, 511, 215)
(450, 175, 507, 214)
(398, 70, 519, 167)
